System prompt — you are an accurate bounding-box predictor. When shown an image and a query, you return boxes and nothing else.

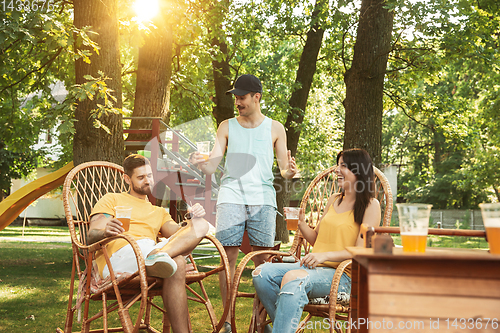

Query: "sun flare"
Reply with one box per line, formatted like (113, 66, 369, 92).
(133, 0, 160, 22)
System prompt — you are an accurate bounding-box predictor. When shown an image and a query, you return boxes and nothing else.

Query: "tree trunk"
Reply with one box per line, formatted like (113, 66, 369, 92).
(212, 37, 234, 127)
(73, 0, 123, 166)
(275, 0, 326, 243)
(494, 187, 500, 202)
(128, 19, 173, 141)
(343, 0, 394, 167)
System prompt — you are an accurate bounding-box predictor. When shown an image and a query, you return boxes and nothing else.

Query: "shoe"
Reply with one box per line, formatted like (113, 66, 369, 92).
(220, 321, 232, 333)
(145, 253, 177, 278)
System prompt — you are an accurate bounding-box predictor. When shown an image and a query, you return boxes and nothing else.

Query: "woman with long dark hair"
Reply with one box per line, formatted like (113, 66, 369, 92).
(252, 148, 381, 332)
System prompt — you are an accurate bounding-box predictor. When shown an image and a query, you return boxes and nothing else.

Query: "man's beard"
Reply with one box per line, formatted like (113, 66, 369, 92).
(132, 183, 152, 195)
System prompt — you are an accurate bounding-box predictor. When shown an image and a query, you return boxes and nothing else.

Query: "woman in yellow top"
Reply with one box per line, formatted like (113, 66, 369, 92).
(252, 148, 381, 332)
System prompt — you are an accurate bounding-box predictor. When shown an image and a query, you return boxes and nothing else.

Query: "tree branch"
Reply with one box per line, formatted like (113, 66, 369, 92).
(0, 47, 63, 94)
(384, 89, 432, 130)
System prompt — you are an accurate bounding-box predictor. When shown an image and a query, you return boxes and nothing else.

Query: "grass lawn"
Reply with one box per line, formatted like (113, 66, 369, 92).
(392, 234, 489, 249)
(0, 227, 297, 332)
(0, 226, 490, 332)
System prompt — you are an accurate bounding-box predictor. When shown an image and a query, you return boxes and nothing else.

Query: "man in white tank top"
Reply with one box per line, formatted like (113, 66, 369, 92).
(191, 74, 298, 332)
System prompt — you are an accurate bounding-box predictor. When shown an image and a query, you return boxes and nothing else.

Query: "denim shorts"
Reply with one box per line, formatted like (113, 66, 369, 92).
(215, 203, 277, 247)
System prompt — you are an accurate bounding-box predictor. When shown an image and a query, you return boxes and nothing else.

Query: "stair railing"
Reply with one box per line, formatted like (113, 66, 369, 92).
(123, 117, 221, 221)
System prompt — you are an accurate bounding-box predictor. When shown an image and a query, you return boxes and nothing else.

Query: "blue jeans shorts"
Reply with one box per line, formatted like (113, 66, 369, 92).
(215, 203, 277, 247)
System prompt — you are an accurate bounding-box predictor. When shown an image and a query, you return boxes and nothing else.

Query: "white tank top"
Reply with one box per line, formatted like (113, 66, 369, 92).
(217, 117, 276, 207)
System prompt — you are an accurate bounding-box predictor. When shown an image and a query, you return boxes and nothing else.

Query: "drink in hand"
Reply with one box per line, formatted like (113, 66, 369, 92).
(115, 206, 133, 232)
(284, 207, 300, 231)
(117, 217, 131, 232)
(196, 141, 210, 161)
(286, 218, 299, 231)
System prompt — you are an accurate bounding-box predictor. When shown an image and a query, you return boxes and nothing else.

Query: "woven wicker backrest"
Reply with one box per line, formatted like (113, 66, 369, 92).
(63, 161, 129, 249)
(292, 166, 393, 258)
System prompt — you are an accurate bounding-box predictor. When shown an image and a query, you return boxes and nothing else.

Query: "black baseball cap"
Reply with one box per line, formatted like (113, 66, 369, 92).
(226, 74, 262, 95)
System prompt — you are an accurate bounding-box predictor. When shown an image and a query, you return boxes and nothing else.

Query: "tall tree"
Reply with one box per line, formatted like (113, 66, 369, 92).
(73, 0, 124, 165)
(212, 37, 235, 127)
(275, 0, 328, 243)
(205, 0, 235, 127)
(343, 0, 394, 166)
(127, 1, 175, 139)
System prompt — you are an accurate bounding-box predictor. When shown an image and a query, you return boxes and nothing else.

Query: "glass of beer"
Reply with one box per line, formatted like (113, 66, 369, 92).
(284, 207, 300, 231)
(196, 141, 210, 161)
(479, 203, 500, 254)
(396, 203, 432, 253)
(114, 206, 133, 232)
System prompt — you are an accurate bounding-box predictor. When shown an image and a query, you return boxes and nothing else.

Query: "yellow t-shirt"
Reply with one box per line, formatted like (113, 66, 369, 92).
(90, 192, 175, 277)
(311, 203, 360, 277)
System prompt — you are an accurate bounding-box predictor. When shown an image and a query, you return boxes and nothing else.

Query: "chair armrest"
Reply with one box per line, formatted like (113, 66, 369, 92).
(80, 234, 148, 285)
(192, 234, 231, 277)
(238, 249, 298, 272)
(328, 259, 352, 317)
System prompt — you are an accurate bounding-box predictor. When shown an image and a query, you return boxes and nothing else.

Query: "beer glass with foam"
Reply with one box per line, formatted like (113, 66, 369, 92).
(479, 203, 500, 255)
(396, 203, 432, 253)
(196, 141, 210, 161)
(114, 206, 133, 232)
(284, 207, 300, 231)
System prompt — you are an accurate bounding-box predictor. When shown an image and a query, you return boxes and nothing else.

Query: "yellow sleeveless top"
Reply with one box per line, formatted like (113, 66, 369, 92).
(311, 200, 360, 277)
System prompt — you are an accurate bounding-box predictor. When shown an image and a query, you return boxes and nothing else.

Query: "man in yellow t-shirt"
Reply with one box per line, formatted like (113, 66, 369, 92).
(88, 154, 210, 333)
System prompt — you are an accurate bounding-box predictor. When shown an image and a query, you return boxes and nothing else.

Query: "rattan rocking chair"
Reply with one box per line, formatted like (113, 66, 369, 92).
(56, 161, 231, 333)
(228, 166, 393, 333)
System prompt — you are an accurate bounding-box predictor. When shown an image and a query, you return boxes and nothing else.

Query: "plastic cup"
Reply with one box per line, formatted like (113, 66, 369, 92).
(396, 203, 432, 253)
(284, 207, 300, 231)
(479, 203, 500, 255)
(115, 206, 133, 232)
(196, 141, 210, 161)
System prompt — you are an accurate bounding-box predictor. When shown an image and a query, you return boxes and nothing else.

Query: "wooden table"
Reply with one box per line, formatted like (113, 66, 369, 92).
(347, 247, 500, 333)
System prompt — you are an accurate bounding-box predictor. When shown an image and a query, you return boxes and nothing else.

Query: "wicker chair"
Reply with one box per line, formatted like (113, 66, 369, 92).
(56, 161, 231, 333)
(228, 166, 393, 333)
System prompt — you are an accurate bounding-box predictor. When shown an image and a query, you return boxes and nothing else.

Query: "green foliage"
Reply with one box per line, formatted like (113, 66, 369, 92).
(73, 71, 122, 134)
(0, 146, 38, 197)
(0, 4, 102, 185)
(1, 0, 499, 212)
(382, 0, 500, 208)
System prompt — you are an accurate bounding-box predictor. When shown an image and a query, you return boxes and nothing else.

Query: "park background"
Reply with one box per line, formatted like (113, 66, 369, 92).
(0, 0, 498, 331)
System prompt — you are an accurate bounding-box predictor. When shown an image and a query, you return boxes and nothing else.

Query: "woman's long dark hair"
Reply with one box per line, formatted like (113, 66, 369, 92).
(336, 148, 375, 225)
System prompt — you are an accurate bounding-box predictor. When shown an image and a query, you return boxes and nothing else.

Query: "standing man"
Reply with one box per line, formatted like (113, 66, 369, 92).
(190, 74, 298, 332)
(88, 154, 210, 333)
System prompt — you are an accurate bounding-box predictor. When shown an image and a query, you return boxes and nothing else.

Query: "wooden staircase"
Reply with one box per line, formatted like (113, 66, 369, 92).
(123, 117, 219, 225)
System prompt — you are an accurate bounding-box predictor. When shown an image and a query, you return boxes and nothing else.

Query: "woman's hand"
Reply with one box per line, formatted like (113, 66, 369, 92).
(298, 207, 306, 227)
(300, 252, 328, 269)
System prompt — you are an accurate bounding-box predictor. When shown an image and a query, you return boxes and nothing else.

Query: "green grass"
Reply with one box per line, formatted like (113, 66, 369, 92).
(0, 226, 490, 333)
(0, 227, 291, 332)
(0, 226, 71, 243)
(392, 234, 489, 249)
(0, 240, 72, 332)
